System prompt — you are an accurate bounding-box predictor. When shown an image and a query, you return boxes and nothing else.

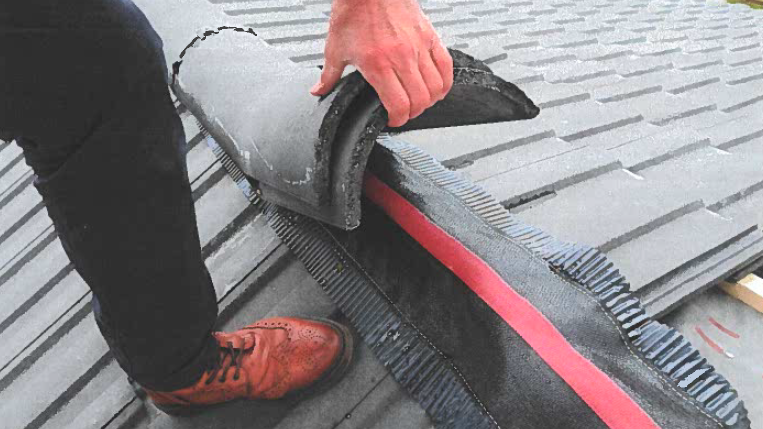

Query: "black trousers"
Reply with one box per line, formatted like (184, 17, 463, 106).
(1, 0, 220, 391)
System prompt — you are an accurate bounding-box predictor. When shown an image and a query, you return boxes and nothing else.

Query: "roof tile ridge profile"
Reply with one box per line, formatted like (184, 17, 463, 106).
(170, 26, 539, 230)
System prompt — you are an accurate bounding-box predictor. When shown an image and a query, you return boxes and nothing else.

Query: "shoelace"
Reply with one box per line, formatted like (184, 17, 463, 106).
(204, 340, 246, 384)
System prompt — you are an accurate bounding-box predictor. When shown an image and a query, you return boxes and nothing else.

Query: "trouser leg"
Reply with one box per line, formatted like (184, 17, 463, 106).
(0, 0, 219, 391)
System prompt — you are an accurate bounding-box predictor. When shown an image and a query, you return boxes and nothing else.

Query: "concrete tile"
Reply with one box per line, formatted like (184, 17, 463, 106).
(45, 361, 128, 429)
(194, 170, 251, 246)
(659, 108, 734, 132)
(335, 375, 433, 429)
(186, 141, 218, 185)
(430, 15, 479, 28)
(271, 344, 391, 429)
(519, 81, 591, 109)
(609, 54, 675, 77)
(646, 30, 689, 43)
(459, 41, 510, 63)
(675, 80, 763, 114)
(542, 59, 618, 84)
(536, 33, 598, 49)
(0, 162, 31, 199)
(0, 184, 41, 234)
(550, 12, 586, 25)
(561, 20, 616, 35)
(534, 99, 644, 141)
(205, 214, 279, 297)
(223, 2, 305, 17)
(179, 113, 201, 143)
(0, 143, 22, 176)
(517, 169, 702, 250)
(265, 39, 326, 61)
(0, 238, 69, 343)
(488, 61, 544, 84)
(591, 74, 664, 103)
(0, 209, 51, 276)
(725, 39, 761, 53)
(565, 120, 663, 149)
(720, 63, 763, 85)
(394, 120, 554, 165)
(672, 52, 726, 71)
(608, 208, 754, 291)
(722, 50, 763, 68)
(607, 125, 710, 171)
(639, 143, 763, 211)
(476, 144, 621, 207)
(246, 15, 330, 29)
(508, 47, 577, 67)
(599, 30, 648, 46)
(627, 92, 717, 127)
(0, 272, 88, 373)
(684, 28, 728, 42)
(696, 113, 763, 150)
(630, 41, 686, 56)
(719, 180, 763, 236)
(682, 40, 726, 55)
(0, 312, 109, 429)
(457, 137, 575, 182)
(521, 22, 566, 37)
(467, 6, 510, 17)
(726, 27, 760, 40)
(617, 21, 658, 33)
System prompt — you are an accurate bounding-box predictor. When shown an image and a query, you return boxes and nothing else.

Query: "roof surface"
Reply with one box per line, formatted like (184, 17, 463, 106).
(0, 0, 762, 427)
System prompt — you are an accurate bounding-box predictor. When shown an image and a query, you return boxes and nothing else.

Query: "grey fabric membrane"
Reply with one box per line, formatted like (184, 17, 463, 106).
(171, 27, 539, 230)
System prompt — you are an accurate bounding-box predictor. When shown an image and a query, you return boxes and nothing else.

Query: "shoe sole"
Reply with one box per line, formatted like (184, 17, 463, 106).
(152, 317, 355, 417)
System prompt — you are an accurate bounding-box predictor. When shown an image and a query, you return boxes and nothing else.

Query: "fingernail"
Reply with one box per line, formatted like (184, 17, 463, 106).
(310, 82, 322, 94)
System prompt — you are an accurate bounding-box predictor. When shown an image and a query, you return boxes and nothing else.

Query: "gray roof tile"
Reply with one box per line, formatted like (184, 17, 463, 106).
(516, 169, 703, 251)
(606, 125, 710, 171)
(697, 113, 763, 150)
(608, 207, 756, 291)
(476, 144, 621, 207)
(518, 80, 591, 108)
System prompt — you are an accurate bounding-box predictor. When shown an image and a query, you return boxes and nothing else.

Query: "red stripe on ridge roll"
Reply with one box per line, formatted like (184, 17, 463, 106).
(364, 172, 660, 429)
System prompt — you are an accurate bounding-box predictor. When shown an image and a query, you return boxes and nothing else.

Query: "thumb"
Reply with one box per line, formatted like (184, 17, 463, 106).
(310, 60, 346, 96)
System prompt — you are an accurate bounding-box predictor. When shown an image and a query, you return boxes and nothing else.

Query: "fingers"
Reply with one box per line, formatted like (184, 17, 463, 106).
(311, 43, 347, 96)
(394, 54, 434, 120)
(430, 39, 454, 98)
(361, 64, 411, 128)
(418, 49, 445, 102)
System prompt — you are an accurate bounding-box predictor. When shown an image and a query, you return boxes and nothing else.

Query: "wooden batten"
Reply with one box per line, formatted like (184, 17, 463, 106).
(721, 274, 763, 314)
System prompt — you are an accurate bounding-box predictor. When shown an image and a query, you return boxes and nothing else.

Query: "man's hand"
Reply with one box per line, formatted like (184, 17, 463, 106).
(309, 0, 454, 128)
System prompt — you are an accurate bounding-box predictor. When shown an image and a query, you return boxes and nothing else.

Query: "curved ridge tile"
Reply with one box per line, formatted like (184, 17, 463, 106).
(171, 27, 538, 229)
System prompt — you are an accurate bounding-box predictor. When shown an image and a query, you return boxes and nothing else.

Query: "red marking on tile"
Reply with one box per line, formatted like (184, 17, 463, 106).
(695, 326, 725, 355)
(708, 317, 740, 339)
(364, 172, 660, 429)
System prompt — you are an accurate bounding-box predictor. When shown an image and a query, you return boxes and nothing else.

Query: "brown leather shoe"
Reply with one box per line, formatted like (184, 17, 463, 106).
(144, 317, 354, 416)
